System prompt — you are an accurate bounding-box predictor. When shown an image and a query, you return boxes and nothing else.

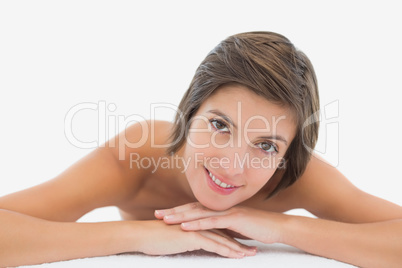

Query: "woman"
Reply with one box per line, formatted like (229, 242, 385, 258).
(0, 32, 401, 267)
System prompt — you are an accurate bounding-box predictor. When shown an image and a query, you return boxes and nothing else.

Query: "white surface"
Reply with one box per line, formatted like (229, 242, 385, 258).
(19, 241, 355, 268)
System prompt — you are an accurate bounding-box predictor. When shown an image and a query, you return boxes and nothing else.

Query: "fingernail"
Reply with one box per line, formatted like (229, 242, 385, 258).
(247, 248, 257, 255)
(164, 215, 174, 220)
(155, 210, 165, 217)
(236, 252, 245, 258)
(181, 222, 190, 228)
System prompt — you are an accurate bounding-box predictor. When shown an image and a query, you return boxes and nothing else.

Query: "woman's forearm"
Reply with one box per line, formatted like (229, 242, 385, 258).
(282, 215, 402, 268)
(0, 209, 136, 267)
(0, 208, 256, 267)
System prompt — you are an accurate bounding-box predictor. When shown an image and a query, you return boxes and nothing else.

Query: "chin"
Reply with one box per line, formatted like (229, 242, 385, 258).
(194, 194, 237, 211)
(202, 201, 233, 211)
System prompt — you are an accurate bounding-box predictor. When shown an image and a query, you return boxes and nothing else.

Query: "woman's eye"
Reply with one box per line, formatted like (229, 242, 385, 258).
(210, 119, 229, 133)
(257, 142, 278, 154)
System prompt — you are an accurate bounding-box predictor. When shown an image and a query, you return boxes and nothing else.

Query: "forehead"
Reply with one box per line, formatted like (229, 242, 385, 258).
(196, 84, 296, 138)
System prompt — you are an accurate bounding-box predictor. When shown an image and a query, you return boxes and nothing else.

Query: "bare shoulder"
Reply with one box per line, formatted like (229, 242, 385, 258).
(107, 119, 175, 184)
(112, 119, 174, 176)
(114, 119, 173, 160)
(0, 120, 174, 222)
(273, 154, 402, 223)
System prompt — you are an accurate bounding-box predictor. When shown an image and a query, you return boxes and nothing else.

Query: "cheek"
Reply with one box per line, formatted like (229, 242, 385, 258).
(249, 169, 275, 186)
(245, 160, 278, 189)
(186, 131, 212, 150)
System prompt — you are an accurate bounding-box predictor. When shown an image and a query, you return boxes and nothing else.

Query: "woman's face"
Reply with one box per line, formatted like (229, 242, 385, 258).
(182, 84, 296, 210)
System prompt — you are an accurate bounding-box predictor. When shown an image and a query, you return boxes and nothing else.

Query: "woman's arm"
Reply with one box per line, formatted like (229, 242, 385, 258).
(158, 203, 402, 267)
(0, 209, 133, 267)
(281, 154, 402, 267)
(0, 209, 255, 267)
(158, 154, 402, 267)
(283, 214, 402, 268)
(0, 122, 143, 266)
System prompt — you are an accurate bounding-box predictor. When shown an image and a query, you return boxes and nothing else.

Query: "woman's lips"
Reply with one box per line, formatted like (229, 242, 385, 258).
(204, 167, 240, 195)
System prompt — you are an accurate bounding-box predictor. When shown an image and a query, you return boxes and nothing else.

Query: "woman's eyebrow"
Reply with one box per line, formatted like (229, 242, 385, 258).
(207, 109, 237, 129)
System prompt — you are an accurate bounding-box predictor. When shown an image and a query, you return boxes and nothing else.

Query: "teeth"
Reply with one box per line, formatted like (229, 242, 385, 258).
(208, 171, 234, 188)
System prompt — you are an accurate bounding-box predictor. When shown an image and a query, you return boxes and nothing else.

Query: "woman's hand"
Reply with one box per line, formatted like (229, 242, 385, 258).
(155, 202, 287, 244)
(133, 220, 257, 258)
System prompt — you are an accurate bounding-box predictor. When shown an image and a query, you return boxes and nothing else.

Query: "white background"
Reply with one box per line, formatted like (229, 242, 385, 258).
(0, 0, 401, 222)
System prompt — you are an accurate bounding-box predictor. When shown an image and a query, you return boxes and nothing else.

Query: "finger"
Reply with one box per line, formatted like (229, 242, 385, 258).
(154, 202, 202, 219)
(181, 215, 234, 231)
(163, 207, 226, 224)
(201, 230, 258, 256)
(194, 233, 249, 259)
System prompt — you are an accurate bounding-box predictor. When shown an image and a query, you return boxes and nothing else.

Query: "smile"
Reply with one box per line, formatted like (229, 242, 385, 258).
(207, 170, 235, 188)
(204, 167, 240, 195)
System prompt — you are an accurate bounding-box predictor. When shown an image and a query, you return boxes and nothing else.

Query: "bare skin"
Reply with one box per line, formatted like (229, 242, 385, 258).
(0, 85, 401, 267)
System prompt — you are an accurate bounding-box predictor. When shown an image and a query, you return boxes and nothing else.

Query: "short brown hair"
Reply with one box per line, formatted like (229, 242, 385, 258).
(168, 31, 320, 198)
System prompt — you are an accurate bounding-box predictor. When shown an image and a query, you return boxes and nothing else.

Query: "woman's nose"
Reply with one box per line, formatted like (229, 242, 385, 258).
(218, 145, 248, 177)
